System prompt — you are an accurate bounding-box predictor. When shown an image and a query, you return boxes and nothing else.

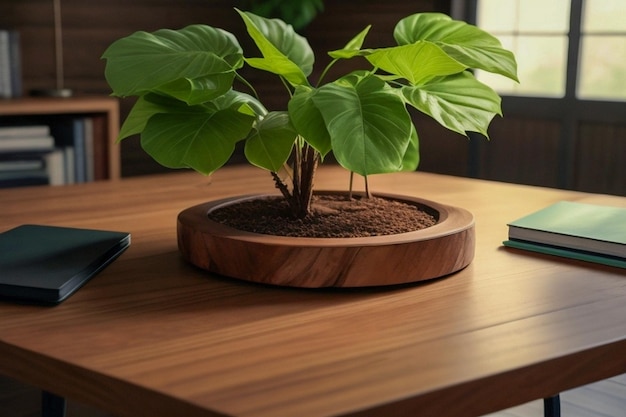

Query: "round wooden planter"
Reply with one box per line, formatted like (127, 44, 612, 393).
(177, 193, 475, 287)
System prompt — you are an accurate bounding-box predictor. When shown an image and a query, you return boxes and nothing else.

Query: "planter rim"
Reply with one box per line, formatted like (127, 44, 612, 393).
(177, 191, 476, 287)
(179, 191, 474, 248)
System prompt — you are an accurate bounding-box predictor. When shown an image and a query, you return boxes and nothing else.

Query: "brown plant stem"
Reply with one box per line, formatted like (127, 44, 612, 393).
(271, 144, 319, 219)
(271, 171, 292, 201)
(296, 144, 319, 218)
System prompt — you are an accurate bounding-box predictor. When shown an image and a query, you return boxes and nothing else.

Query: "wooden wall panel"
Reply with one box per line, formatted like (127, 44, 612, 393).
(2, 1, 623, 194)
(475, 117, 562, 188)
(575, 123, 626, 196)
(0, 0, 449, 177)
(411, 111, 472, 178)
(1, 0, 238, 95)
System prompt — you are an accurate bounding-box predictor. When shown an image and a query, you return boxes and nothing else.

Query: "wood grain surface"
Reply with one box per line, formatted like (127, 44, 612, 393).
(177, 194, 475, 287)
(1, 165, 626, 417)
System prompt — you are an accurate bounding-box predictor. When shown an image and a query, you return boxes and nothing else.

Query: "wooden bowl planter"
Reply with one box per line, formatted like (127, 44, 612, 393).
(177, 193, 475, 287)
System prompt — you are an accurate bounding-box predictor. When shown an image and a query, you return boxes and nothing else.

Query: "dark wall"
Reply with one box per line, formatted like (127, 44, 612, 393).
(0, 0, 454, 177)
(4, 1, 622, 196)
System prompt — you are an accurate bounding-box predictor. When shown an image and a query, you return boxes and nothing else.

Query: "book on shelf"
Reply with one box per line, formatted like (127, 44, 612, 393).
(0, 158, 44, 172)
(0, 127, 54, 186)
(0, 30, 11, 99)
(0, 29, 22, 99)
(0, 152, 48, 187)
(0, 124, 55, 166)
(503, 201, 626, 268)
(63, 145, 76, 185)
(0, 147, 76, 187)
(83, 117, 95, 182)
(49, 116, 92, 183)
(0, 135, 55, 152)
(43, 148, 65, 186)
(0, 125, 50, 138)
(0, 114, 104, 187)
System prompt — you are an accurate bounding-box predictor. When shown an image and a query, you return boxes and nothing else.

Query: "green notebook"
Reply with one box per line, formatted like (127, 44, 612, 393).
(0, 224, 130, 304)
(503, 201, 626, 268)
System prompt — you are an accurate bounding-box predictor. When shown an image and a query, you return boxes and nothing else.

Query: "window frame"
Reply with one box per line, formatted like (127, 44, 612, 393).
(456, 0, 626, 189)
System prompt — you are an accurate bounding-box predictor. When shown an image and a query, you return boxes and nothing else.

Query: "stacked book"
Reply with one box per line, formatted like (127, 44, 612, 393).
(0, 29, 21, 98)
(0, 118, 95, 187)
(0, 125, 55, 187)
(504, 201, 626, 269)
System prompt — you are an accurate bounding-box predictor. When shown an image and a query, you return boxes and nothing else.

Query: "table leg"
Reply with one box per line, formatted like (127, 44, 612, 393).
(42, 391, 66, 417)
(543, 395, 561, 417)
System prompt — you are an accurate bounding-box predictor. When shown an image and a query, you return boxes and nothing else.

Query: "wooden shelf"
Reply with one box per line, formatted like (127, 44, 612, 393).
(0, 96, 120, 182)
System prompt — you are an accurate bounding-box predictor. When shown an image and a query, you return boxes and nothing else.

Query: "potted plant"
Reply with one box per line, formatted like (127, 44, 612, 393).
(102, 9, 517, 287)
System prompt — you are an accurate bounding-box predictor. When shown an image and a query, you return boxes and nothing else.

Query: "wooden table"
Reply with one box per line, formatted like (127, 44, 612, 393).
(1, 165, 625, 417)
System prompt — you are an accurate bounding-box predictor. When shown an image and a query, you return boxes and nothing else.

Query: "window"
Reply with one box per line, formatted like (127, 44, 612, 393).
(473, 0, 626, 102)
(578, 0, 626, 100)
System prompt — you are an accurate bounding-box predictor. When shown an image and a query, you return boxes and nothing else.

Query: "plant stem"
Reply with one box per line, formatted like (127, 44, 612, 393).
(348, 171, 354, 199)
(234, 73, 260, 100)
(271, 171, 292, 201)
(298, 144, 319, 216)
(283, 143, 319, 219)
(317, 58, 339, 86)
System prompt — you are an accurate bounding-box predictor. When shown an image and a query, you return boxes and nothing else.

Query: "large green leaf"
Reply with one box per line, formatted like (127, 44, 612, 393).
(328, 25, 372, 59)
(366, 42, 466, 85)
(394, 13, 518, 81)
(119, 91, 263, 142)
(402, 72, 502, 137)
(139, 97, 255, 175)
(118, 95, 171, 141)
(155, 72, 237, 105)
(236, 9, 313, 86)
(311, 73, 413, 175)
(288, 86, 331, 156)
(244, 111, 297, 172)
(211, 89, 268, 118)
(102, 25, 243, 98)
(399, 124, 420, 171)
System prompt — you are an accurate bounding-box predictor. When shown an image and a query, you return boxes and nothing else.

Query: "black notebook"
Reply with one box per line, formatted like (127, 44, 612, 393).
(0, 224, 130, 304)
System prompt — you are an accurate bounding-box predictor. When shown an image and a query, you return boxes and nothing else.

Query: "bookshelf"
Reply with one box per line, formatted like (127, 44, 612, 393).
(0, 96, 120, 186)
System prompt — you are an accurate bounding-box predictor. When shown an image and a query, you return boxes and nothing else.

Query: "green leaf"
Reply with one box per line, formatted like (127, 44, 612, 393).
(288, 86, 332, 156)
(366, 42, 466, 85)
(155, 72, 237, 105)
(119, 91, 263, 142)
(118, 95, 168, 141)
(402, 72, 502, 137)
(210, 89, 268, 117)
(399, 124, 420, 171)
(244, 112, 297, 171)
(311, 72, 413, 175)
(102, 25, 243, 98)
(236, 9, 313, 86)
(140, 96, 255, 175)
(328, 25, 372, 59)
(394, 13, 518, 82)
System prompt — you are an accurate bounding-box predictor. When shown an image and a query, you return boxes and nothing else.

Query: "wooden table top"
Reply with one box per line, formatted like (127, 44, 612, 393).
(1, 165, 625, 417)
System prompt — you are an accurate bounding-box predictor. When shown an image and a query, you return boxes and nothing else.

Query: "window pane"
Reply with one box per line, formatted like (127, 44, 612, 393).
(476, 36, 567, 97)
(578, 36, 626, 100)
(518, 0, 570, 33)
(583, 0, 626, 33)
(477, 0, 569, 33)
(477, 0, 517, 32)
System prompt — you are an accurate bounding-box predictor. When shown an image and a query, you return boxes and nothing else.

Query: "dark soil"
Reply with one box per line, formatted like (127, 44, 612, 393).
(208, 194, 437, 238)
